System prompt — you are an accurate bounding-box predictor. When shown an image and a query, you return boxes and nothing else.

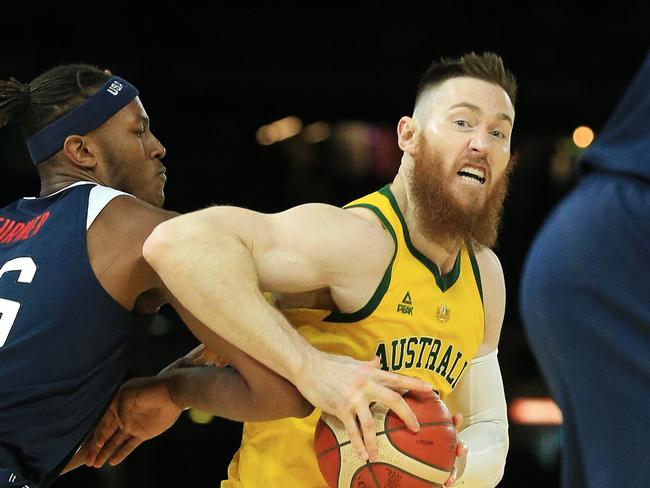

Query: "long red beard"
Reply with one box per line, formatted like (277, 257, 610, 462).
(409, 144, 511, 249)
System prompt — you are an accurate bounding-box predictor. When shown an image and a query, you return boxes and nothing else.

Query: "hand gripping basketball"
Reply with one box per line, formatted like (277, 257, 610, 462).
(315, 390, 458, 487)
(294, 352, 433, 462)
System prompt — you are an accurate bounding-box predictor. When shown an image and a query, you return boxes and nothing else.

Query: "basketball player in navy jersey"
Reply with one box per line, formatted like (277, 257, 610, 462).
(520, 50, 650, 487)
(0, 65, 429, 488)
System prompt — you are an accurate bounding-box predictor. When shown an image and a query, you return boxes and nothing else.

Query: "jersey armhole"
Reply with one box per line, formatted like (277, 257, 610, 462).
(86, 186, 135, 230)
(468, 248, 484, 304)
(324, 203, 397, 323)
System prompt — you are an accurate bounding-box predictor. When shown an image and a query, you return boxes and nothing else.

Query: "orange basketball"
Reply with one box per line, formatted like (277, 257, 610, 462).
(314, 390, 457, 487)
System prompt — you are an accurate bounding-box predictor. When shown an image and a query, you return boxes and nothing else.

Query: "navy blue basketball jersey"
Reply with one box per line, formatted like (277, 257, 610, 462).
(0, 182, 153, 487)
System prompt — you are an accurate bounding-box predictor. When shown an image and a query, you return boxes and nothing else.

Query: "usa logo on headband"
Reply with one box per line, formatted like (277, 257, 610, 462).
(107, 80, 124, 96)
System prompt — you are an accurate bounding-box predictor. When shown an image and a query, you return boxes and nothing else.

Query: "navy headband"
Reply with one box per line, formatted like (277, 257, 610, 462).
(26, 76, 139, 165)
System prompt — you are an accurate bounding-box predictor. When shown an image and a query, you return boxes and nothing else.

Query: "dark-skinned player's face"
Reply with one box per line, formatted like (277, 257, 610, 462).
(90, 98, 167, 207)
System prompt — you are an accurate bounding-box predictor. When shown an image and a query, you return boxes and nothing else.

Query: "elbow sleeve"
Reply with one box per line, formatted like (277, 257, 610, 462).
(456, 420, 508, 487)
(448, 350, 509, 487)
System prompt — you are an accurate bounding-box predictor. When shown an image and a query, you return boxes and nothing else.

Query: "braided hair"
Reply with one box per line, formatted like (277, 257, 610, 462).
(0, 64, 111, 164)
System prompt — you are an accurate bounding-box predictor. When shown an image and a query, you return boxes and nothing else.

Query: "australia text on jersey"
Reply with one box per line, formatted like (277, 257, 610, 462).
(0, 212, 50, 244)
(375, 336, 468, 389)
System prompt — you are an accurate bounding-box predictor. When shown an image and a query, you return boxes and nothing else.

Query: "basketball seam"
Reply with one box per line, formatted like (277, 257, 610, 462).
(382, 420, 454, 434)
(316, 422, 454, 460)
(368, 460, 381, 488)
(315, 419, 343, 487)
(358, 462, 444, 487)
(384, 411, 455, 473)
(316, 421, 454, 461)
(317, 444, 347, 457)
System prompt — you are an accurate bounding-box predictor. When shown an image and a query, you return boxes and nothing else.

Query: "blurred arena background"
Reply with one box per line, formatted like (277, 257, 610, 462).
(1, 4, 648, 487)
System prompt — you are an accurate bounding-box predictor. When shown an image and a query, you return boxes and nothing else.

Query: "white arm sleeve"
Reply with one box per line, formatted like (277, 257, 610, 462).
(445, 349, 509, 487)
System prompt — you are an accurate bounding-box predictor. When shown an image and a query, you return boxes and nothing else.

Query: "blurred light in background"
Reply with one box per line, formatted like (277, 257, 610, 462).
(330, 121, 374, 179)
(256, 116, 303, 145)
(302, 121, 331, 144)
(550, 136, 585, 185)
(572, 125, 595, 148)
(509, 397, 563, 425)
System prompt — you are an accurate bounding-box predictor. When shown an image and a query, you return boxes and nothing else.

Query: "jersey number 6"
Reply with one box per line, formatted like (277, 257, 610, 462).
(0, 257, 37, 348)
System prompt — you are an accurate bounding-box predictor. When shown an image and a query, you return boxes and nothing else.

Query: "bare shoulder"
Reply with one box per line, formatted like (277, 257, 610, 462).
(231, 202, 396, 310)
(269, 203, 396, 281)
(92, 195, 179, 236)
(275, 202, 394, 252)
(346, 205, 391, 229)
(474, 247, 505, 287)
(88, 195, 178, 266)
(87, 195, 179, 312)
(474, 247, 506, 355)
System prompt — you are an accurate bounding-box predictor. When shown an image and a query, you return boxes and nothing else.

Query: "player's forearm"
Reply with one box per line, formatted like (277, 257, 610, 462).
(163, 366, 312, 421)
(446, 351, 509, 487)
(143, 212, 313, 383)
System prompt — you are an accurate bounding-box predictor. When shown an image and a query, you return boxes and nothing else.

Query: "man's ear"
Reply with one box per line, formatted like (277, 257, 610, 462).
(61, 135, 98, 169)
(397, 116, 419, 154)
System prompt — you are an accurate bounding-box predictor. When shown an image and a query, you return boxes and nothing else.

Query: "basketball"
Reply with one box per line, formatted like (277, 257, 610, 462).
(314, 390, 458, 487)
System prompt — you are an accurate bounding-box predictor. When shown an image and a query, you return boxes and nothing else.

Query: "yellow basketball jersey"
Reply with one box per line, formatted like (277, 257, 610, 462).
(222, 185, 485, 488)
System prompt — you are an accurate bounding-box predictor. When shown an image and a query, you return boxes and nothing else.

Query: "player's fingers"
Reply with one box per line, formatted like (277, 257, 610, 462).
(92, 430, 130, 467)
(378, 390, 420, 432)
(341, 414, 368, 461)
(85, 412, 120, 466)
(444, 465, 458, 486)
(356, 407, 378, 461)
(108, 436, 142, 466)
(456, 440, 468, 457)
(452, 412, 463, 430)
(376, 369, 432, 393)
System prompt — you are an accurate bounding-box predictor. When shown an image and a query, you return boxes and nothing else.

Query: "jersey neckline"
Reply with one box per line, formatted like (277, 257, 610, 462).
(378, 185, 462, 292)
(23, 181, 95, 200)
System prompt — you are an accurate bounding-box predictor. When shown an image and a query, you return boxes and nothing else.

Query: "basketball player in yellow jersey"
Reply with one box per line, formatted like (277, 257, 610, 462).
(90, 53, 515, 487)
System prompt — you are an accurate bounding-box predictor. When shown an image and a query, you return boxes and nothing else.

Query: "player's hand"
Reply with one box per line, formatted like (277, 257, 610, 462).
(85, 376, 183, 468)
(294, 350, 432, 461)
(444, 413, 468, 486)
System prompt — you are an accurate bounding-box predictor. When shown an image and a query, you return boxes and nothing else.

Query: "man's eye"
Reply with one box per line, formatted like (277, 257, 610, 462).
(454, 120, 468, 128)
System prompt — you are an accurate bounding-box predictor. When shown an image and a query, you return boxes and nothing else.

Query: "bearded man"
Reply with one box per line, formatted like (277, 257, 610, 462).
(91, 52, 516, 488)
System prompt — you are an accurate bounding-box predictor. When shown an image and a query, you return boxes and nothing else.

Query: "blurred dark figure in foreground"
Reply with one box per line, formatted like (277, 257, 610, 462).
(520, 50, 650, 487)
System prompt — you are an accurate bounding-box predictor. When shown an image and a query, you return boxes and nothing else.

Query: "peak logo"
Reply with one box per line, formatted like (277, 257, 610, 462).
(396, 291, 413, 315)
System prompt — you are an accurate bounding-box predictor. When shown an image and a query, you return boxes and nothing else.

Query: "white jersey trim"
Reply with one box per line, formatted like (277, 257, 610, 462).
(86, 185, 135, 230)
(23, 181, 94, 200)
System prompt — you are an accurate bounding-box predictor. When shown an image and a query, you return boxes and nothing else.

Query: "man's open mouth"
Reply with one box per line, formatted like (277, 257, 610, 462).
(457, 166, 486, 184)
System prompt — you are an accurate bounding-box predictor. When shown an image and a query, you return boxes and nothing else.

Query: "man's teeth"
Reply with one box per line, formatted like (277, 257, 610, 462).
(461, 166, 485, 179)
(457, 166, 486, 184)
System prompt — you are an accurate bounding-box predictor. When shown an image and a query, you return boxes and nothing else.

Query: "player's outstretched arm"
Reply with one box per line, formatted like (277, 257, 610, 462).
(85, 362, 312, 468)
(85, 306, 317, 468)
(444, 248, 509, 487)
(142, 203, 432, 460)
